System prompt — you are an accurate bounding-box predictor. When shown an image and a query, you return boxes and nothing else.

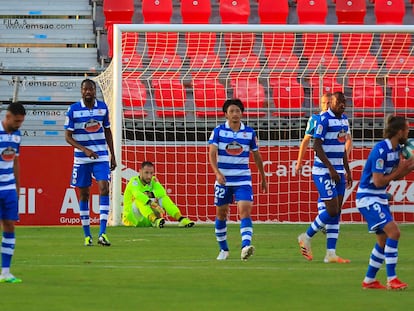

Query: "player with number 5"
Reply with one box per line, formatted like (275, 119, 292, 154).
(208, 99, 267, 261)
(357, 115, 414, 290)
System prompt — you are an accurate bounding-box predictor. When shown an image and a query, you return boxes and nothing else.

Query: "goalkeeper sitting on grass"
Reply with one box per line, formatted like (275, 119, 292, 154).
(122, 161, 195, 228)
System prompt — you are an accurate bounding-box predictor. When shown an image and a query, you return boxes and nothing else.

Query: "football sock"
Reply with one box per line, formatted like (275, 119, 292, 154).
(240, 217, 253, 248)
(385, 238, 399, 281)
(364, 243, 385, 283)
(215, 218, 229, 251)
(326, 222, 339, 252)
(99, 195, 110, 236)
(79, 200, 91, 238)
(1, 232, 15, 269)
(306, 209, 335, 238)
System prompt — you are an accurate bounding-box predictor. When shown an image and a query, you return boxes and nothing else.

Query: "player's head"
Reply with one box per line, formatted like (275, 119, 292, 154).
(139, 161, 155, 185)
(330, 91, 346, 116)
(222, 98, 244, 114)
(320, 92, 331, 112)
(384, 115, 409, 144)
(4, 102, 26, 132)
(81, 78, 96, 104)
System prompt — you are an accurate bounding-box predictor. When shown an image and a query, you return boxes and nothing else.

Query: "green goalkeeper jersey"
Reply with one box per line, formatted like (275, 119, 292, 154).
(123, 175, 167, 208)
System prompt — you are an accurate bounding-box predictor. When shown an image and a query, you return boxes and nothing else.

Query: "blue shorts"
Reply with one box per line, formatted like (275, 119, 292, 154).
(70, 161, 111, 188)
(0, 189, 19, 221)
(358, 202, 393, 233)
(312, 173, 346, 201)
(214, 184, 253, 206)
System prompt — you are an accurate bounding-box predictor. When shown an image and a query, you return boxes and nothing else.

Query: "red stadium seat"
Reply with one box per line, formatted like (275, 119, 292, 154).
(388, 77, 414, 117)
(142, 0, 173, 23)
(181, 0, 216, 58)
(190, 52, 222, 80)
(181, 0, 211, 24)
(340, 33, 373, 59)
(333, 0, 366, 24)
(267, 53, 300, 73)
(383, 54, 414, 72)
(152, 79, 187, 118)
(148, 53, 183, 78)
(308, 76, 343, 107)
(192, 79, 227, 118)
(346, 54, 379, 72)
(121, 33, 143, 68)
(349, 76, 384, 118)
(373, 0, 405, 24)
(270, 76, 305, 117)
(380, 33, 412, 58)
(230, 78, 266, 118)
(122, 73, 148, 119)
(306, 53, 340, 75)
(263, 33, 296, 57)
(141, 0, 178, 58)
(258, 0, 289, 24)
(301, 33, 334, 58)
(295, 0, 328, 24)
(103, 0, 134, 58)
(219, 0, 255, 56)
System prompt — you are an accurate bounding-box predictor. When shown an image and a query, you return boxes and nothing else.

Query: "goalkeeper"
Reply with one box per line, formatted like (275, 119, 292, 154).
(122, 161, 195, 228)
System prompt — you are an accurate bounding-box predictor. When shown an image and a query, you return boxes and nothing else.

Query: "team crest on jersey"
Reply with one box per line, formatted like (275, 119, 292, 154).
(337, 129, 347, 143)
(226, 141, 243, 156)
(84, 119, 101, 132)
(1, 146, 16, 161)
(375, 158, 384, 170)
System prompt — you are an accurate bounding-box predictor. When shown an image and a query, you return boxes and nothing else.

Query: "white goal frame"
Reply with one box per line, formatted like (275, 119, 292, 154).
(108, 23, 414, 226)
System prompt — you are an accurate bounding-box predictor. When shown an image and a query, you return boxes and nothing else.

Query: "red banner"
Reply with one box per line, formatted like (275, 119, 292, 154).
(17, 146, 414, 225)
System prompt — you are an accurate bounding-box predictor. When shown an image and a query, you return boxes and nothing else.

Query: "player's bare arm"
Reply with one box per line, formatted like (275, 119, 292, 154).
(208, 144, 226, 185)
(252, 150, 268, 193)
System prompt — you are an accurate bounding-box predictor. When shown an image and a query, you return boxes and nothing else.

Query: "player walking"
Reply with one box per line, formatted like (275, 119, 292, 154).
(64, 79, 116, 246)
(208, 99, 267, 261)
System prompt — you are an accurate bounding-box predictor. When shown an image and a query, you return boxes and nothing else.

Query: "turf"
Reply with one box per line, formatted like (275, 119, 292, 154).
(1, 224, 414, 310)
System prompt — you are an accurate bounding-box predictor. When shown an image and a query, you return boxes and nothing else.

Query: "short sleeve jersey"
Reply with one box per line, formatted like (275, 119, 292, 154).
(64, 99, 110, 164)
(356, 139, 401, 205)
(208, 121, 258, 186)
(312, 109, 350, 175)
(0, 122, 21, 191)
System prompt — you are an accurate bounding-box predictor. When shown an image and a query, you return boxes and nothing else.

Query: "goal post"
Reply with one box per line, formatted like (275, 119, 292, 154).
(96, 23, 414, 226)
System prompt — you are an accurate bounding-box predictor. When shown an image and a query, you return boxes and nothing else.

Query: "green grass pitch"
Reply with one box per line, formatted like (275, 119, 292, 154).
(1, 224, 414, 310)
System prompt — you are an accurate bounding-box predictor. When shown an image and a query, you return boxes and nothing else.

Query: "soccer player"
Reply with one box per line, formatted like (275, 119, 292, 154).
(208, 99, 267, 261)
(296, 93, 353, 262)
(122, 161, 195, 228)
(297, 91, 352, 263)
(0, 102, 26, 283)
(64, 79, 116, 246)
(357, 115, 414, 290)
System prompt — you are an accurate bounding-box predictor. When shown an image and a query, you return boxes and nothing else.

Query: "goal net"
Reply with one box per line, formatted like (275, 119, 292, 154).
(96, 24, 414, 226)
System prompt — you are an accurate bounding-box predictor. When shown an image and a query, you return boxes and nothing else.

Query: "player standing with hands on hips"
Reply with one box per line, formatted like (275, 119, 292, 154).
(64, 79, 117, 246)
(0, 103, 26, 283)
(357, 115, 414, 290)
(209, 99, 267, 261)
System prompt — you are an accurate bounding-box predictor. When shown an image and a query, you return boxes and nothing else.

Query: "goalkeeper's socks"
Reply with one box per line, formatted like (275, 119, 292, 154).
(240, 217, 253, 248)
(215, 218, 229, 251)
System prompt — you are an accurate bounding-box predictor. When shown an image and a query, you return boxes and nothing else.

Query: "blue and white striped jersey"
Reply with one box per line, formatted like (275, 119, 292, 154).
(0, 122, 21, 191)
(208, 121, 258, 186)
(64, 99, 110, 164)
(312, 109, 350, 175)
(356, 139, 400, 205)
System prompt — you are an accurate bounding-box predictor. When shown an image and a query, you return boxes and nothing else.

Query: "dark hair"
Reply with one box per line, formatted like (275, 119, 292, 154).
(141, 161, 154, 169)
(222, 98, 244, 113)
(81, 78, 96, 89)
(384, 115, 407, 139)
(332, 91, 346, 104)
(8, 102, 26, 116)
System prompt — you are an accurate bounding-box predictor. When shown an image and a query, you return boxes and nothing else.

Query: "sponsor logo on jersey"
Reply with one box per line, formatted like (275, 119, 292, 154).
(1, 146, 16, 161)
(84, 119, 101, 132)
(225, 141, 243, 156)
